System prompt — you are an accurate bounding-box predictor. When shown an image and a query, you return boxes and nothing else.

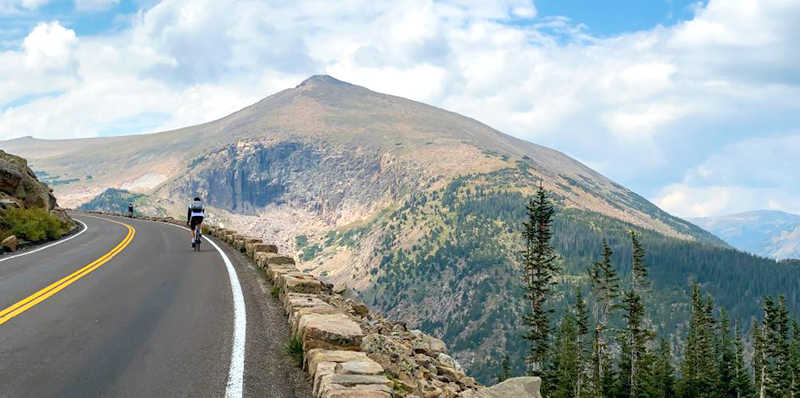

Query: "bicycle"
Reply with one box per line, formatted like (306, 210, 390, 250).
(192, 226, 202, 251)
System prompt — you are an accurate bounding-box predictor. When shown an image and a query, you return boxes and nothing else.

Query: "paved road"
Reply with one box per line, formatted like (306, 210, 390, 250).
(0, 213, 311, 398)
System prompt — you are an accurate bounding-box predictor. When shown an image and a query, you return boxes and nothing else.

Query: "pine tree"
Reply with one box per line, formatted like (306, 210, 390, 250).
(758, 295, 792, 396)
(680, 283, 718, 397)
(497, 353, 512, 383)
(630, 230, 650, 293)
(521, 185, 559, 375)
(589, 241, 619, 396)
(548, 315, 581, 398)
(790, 320, 800, 397)
(753, 320, 765, 397)
(717, 309, 736, 397)
(733, 319, 753, 398)
(574, 289, 592, 398)
(651, 338, 676, 397)
(617, 232, 654, 398)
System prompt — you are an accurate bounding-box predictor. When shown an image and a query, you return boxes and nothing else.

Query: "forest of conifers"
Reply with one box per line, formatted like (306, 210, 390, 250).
(356, 169, 800, 386)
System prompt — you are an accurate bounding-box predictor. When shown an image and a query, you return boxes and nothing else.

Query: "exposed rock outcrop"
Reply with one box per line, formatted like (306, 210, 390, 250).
(0, 150, 57, 211)
(2, 235, 18, 252)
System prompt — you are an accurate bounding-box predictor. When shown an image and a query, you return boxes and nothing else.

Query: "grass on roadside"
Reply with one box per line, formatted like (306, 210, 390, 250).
(284, 336, 304, 367)
(0, 207, 69, 242)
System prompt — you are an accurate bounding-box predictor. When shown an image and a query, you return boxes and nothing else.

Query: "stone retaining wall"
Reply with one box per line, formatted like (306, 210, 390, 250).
(83, 211, 540, 398)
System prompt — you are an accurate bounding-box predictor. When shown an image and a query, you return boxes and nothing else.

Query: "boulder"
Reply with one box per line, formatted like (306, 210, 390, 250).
(253, 243, 278, 255)
(282, 274, 322, 296)
(412, 332, 448, 356)
(2, 235, 18, 252)
(297, 313, 365, 351)
(306, 349, 369, 377)
(50, 207, 72, 225)
(313, 361, 337, 396)
(317, 374, 392, 398)
(352, 303, 369, 317)
(241, 237, 261, 253)
(0, 158, 23, 195)
(290, 306, 348, 337)
(267, 265, 299, 282)
(335, 360, 384, 376)
(244, 239, 264, 256)
(481, 377, 541, 398)
(284, 293, 330, 314)
(0, 151, 57, 211)
(0, 197, 20, 209)
(265, 253, 296, 266)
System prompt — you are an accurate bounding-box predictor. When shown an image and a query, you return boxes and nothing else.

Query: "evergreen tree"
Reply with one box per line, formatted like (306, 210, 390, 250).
(574, 289, 592, 398)
(651, 338, 676, 397)
(733, 319, 753, 398)
(790, 320, 800, 397)
(521, 185, 559, 374)
(680, 283, 718, 397)
(717, 309, 736, 397)
(497, 353, 512, 383)
(589, 241, 620, 396)
(617, 232, 654, 398)
(630, 230, 650, 293)
(548, 315, 581, 398)
(753, 320, 765, 397)
(758, 295, 792, 396)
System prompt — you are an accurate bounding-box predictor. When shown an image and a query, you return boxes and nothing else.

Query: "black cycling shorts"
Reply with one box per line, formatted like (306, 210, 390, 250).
(190, 216, 204, 231)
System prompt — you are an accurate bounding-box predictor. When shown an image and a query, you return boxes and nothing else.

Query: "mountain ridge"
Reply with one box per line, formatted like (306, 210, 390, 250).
(690, 209, 800, 259)
(0, 75, 722, 246)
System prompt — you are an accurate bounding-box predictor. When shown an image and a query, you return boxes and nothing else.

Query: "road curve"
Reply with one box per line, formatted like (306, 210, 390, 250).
(0, 213, 312, 398)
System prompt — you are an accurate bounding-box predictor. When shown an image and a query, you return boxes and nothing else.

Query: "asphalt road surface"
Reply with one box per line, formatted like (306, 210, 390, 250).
(0, 213, 311, 398)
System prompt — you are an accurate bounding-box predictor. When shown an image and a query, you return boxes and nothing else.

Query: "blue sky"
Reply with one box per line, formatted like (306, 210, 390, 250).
(535, 0, 703, 35)
(0, 0, 798, 218)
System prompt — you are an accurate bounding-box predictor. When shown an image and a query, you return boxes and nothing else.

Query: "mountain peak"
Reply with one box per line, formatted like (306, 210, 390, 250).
(297, 75, 351, 89)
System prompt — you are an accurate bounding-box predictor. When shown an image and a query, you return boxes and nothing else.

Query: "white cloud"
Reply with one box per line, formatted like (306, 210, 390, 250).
(22, 21, 78, 70)
(0, 0, 798, 218)
(655, 133, 800, 217)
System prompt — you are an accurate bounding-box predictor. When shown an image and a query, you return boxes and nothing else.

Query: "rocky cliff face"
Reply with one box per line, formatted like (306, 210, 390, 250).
(0, 150, 57, 211)
(165, 140, 423, 222)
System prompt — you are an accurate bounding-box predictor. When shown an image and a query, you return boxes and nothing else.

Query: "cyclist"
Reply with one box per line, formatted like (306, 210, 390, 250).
(187, 197, 205, 247)
(127, 203, 134, 218)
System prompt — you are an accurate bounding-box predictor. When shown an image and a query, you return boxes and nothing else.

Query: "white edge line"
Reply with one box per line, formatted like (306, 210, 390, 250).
(156, 221, 246, 398)
(0, 219, 88, 263)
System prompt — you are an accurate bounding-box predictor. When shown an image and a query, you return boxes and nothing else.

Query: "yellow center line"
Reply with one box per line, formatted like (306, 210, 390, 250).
(0, 216, 136, 327)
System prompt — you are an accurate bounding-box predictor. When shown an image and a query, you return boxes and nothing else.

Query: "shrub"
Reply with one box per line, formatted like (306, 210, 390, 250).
(0, 207, 68, 242)
(270, 285, 280, 298)
(284, 336, 304, 367)
(201, 225, 211, 235)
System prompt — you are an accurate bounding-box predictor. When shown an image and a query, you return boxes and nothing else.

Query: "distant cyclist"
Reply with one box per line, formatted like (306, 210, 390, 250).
(187, 197, 205, 247)
(127, 203, 134, 218)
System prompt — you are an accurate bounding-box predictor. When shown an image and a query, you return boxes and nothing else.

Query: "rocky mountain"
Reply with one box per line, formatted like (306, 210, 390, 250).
(3, 76, 799, 382)
(0, 149, 57, 211)
(690, 210, 800, 260)
(0, 150, 73, 250)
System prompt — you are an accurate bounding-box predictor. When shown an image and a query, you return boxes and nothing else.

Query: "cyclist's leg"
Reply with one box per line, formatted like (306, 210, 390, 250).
(190, 217, 198, 243)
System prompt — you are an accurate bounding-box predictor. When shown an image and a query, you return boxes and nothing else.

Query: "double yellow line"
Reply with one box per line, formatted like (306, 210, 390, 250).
(0, 216, 136, 327)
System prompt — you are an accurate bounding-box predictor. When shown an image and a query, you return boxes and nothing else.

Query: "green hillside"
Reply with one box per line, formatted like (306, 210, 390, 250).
(312, 166, 800, 383)
(77, 188, 153, 215)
